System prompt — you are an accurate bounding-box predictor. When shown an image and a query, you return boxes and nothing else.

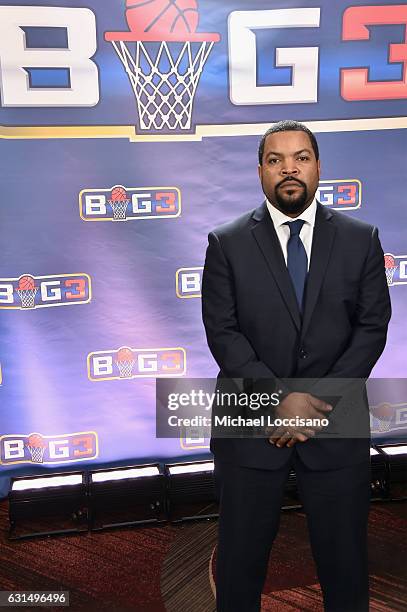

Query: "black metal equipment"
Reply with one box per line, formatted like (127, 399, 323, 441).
(9, 471, 88, 539)
(88, 464, 166, 530)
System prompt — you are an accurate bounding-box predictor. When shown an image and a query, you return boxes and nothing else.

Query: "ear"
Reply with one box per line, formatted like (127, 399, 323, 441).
(258, 164, 262, 181)
(317, 159, 321, 175)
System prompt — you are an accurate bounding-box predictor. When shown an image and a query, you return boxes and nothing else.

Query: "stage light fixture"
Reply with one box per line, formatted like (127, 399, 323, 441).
(89, 464, 166, 530)
(379, 444, 407, 456)
(164, 460, 218, 522)
(9, 472, 88, 539)
(376, 444, 407, 499)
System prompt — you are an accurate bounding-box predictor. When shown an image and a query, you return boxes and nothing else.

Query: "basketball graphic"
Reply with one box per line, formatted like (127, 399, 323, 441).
(117, 347, 134, 362)
(384, 254, 395, 269)
(111, 186, 128, 201)
(116, 346, 135, 378)
(18, 275, 36, 291)
(126, 0, 199, 37)
(16, 274, 38, 309)
(105, 0, 220, 131)
(108, 186, 130, 221)
(384, 253, 397, 286)
(370, 403, 394, 433)
(27, 434, 46, 448)
(26, 434, 47, 463)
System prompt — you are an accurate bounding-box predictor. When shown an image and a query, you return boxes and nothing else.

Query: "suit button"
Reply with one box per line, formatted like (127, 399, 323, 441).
(299, 348, 308, 359)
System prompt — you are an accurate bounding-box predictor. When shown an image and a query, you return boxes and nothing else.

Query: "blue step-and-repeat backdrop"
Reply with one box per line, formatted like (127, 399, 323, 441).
(0, 0, 406, 495)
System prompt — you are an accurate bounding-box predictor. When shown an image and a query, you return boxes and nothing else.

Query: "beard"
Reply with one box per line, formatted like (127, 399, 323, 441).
(274, 180, 308, 215)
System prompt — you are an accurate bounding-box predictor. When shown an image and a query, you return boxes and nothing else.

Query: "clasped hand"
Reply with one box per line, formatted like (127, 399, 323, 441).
(267, 392, 333, 448)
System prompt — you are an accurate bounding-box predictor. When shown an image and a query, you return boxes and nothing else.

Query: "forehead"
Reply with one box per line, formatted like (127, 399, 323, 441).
(263, 130, 314, 155)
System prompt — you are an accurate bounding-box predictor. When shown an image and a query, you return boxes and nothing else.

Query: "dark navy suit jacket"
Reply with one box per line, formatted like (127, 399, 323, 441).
(202, 201, 391, 470)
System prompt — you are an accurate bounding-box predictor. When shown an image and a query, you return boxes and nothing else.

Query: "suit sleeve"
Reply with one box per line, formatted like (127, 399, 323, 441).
(202, 231, 286, 392)
(325, 226, 391, 378)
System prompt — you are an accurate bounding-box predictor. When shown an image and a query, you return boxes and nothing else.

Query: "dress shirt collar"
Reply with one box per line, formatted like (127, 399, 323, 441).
(266, 196, 317, 230)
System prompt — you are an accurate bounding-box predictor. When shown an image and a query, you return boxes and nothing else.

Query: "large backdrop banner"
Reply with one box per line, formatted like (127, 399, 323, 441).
(0, 0, 406, 492)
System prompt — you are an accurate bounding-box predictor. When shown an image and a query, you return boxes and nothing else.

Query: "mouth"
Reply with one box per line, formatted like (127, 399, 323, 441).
(279, 181, 303, 188)
(279, 183, 303, 192)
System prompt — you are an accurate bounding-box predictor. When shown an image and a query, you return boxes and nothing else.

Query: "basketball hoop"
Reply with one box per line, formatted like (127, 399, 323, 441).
(27, 445, 46, 463)
(385, 267, 397, 287)
(116, 347, 135, 378)
(16, 287, 38, 309)
(117, 359, 135, 378)
(370, 403, 394, 433)
(16, 275, 38, 308)
(374, 418, 393, 433)
(109, 198, 130, 221)
(108, 186, 130, 221)
(105, 25, 220, 131)
(26, 435, 46, 463)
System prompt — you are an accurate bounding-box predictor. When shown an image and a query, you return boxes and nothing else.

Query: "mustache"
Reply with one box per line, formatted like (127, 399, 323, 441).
(277, 177, 306, 189)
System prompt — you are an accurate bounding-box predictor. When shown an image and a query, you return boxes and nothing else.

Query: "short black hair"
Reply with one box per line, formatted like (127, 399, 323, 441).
(258, 120, 319, 165)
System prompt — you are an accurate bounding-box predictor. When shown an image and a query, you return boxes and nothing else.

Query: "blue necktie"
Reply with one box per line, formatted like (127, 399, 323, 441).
(284, 219, 308, 311)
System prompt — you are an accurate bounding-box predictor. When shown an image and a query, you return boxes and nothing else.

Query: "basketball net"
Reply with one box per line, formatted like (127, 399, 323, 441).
(110, 39, 215, 130)
(374, 417, 392, 433)
(27, 445, 45, 463)
(109, 198, 130, 221)
(117, 359, 135, 378)
(17, 287, 38, 308)
(385, 265, 397, 286)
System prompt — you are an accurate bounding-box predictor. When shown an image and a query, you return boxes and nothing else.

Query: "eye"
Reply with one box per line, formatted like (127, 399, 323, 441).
(298, 155, 310, 162)
(268, 158, 279, 165)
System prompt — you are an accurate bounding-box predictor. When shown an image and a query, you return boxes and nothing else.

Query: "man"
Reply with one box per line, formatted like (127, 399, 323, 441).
(201, 120, 391, 612)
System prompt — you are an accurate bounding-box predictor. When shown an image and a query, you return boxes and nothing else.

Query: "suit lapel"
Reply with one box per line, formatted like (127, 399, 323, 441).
(301, 203, 336, 339)
(251, 202, 301, 331)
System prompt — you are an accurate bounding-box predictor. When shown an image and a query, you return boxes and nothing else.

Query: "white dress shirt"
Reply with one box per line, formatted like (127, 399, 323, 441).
(266, 197, 317, 271)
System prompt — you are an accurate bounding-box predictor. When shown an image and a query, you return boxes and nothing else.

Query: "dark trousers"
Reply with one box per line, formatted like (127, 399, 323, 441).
(214, 450, 371, 612)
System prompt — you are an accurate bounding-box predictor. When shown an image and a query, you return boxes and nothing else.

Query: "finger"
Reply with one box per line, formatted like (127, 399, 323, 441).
(305, 406, 333, 422)
(288, 430, 314, 447)
(280, 426, 315, 438)
(267, 426, 286, 444)
(295, 432, 309, 442)
(269, 425, 313, 446)
(308, 395, 333, 413)
(298, 427, 316, 437)
(268, 430, 287, 445)
(286, 437, 297, 447)
(275, 431, 292, 448)
(287, 430, 313, 447)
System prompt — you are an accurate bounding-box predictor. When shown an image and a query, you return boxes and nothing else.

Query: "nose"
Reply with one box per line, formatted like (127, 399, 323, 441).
(281, 164, 299, 176)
